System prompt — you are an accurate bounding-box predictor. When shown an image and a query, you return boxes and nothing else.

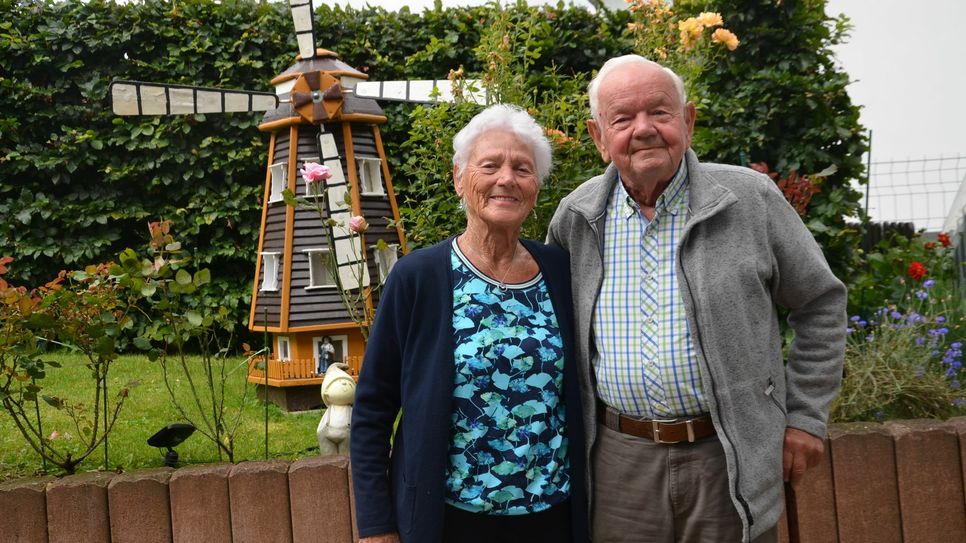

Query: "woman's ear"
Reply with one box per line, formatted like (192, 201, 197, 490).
(452, 165, 462, 197)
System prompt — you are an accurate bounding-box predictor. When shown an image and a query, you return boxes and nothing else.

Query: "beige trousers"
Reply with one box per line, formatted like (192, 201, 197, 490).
(592, 425, 778, 543)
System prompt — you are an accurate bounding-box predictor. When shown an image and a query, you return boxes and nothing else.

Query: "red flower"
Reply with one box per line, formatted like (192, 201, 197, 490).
(925, 242, 937, 250)
(938, 232, 951, 247)
(907, 261, 927, 281)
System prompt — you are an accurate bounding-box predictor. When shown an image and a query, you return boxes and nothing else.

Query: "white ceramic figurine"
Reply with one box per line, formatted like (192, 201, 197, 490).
(316, 363, 356, 455)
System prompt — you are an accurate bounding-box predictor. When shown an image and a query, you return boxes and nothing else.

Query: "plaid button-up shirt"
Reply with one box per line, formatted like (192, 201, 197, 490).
(593, 162, 708, 418)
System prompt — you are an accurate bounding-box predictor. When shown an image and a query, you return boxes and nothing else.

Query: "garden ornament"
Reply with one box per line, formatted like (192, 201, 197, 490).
(316, 362, 356, 455)
(108, 0, 487, 393)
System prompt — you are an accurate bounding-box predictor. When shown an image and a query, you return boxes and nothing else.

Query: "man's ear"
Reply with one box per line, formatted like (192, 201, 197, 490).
(684, 101, 697, 147)
(587, 118, 611, 163)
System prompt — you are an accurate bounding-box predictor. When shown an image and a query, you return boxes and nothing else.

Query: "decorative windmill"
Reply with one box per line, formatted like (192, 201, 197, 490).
(111, 0, 485, 410)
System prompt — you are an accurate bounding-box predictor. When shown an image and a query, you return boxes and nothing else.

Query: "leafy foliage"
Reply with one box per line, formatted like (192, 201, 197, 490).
(114, 221, 254, 462)
(676, 0, 868, 281)
(0, 258, 137, 474)
(2, 0, 868, 335)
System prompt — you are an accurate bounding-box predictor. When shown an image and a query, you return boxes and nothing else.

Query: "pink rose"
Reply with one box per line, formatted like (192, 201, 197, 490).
(348, 216, 369, 233)
(301, 162, 332, 184)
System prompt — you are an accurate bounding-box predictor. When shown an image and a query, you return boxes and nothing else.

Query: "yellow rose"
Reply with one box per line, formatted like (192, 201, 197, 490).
(696, 12, 724, 27)
(712, 28, 740, 51)
(678, 17, 702, 47)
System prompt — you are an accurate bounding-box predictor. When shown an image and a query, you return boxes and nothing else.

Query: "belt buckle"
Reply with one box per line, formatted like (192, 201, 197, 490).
(650, 417, 681, 444)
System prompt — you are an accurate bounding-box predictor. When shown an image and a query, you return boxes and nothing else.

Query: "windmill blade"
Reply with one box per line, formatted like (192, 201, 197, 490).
(289, 0, 318, 60)
(316, 128, 370, 291)
(110, 80, 279, 116)
(353, 79, 488, 105)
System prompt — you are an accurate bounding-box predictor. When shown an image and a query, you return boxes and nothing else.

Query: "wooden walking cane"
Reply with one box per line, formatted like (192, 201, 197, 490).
(784, 482, 801, 543)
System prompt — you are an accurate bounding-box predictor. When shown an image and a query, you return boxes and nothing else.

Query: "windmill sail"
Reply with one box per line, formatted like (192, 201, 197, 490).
(110, 81, 278, 116)
(317, 130, 371, 291)
(289, 0, 318, 60)
(353, 79, 488, 105)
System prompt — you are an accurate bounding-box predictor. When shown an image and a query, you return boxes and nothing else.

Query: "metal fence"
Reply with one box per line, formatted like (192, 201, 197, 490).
(857, 155, 966, 233)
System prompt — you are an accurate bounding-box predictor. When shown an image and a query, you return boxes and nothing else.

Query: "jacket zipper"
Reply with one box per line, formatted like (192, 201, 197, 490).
(677, 223, 755, 530)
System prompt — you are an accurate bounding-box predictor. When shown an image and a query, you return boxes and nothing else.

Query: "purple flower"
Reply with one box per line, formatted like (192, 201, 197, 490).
(846, 327, 855, 333)
(936, 316, 946, 323)
(890, 310, 903, 320)
(923, 279, 936, 289)
(915, 337, 926, 346)
(859, 320, 868, 328)
(953, 342, 963, 349)
(953, 398, 965, 407)
(850, 315, 861, 322)
(951, 380, 962, 390)
(915, 290, 928, 300)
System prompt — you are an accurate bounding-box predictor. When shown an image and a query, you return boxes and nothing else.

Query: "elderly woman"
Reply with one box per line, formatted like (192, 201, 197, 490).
(350, 104, 588, 543)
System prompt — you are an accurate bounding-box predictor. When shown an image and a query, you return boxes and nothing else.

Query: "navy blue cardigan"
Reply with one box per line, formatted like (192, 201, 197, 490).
(350, 237, 588, 543)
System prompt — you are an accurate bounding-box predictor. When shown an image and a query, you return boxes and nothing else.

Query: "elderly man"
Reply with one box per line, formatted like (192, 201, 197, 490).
(547, 55, 846, 542)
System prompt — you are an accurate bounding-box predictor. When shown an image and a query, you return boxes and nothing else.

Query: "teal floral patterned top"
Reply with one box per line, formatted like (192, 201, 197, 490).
(444, 240, 571, 515)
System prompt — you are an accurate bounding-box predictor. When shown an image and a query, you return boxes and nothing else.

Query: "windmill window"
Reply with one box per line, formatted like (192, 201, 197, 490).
(269, 162, 287, 203)
(304, 249, 336, 289)
(301, 156, 321, 196)
(373, 244, 399, 284)
(260, 252, 280, 292)
(276, 336, 291, 362)
(357, 157, 385, 195)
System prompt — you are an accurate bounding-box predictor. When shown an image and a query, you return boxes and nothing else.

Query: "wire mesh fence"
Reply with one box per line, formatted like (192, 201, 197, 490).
(855, 155, 966, 233)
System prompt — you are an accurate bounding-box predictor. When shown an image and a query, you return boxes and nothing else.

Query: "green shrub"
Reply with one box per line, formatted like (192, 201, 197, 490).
(2, 0, 868, 336)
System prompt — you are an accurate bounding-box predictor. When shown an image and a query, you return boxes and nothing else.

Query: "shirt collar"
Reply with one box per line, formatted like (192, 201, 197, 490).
(613, 160, 689, 220)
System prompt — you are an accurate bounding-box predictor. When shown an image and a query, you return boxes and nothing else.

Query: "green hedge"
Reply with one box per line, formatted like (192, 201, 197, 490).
(0, 0, 867, 337)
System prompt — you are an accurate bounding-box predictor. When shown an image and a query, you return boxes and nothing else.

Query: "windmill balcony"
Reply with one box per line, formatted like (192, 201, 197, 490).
(247, 355, 362, 411)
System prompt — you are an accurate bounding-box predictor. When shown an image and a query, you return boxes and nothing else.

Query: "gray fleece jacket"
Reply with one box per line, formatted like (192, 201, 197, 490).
(547, 150, 847, 541)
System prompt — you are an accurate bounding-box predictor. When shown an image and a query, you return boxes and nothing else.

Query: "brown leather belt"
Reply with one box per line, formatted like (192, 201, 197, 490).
(597, 401, 716, 444)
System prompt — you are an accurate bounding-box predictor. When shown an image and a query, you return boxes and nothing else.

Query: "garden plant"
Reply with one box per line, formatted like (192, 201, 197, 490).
(5, 0, 956, 481)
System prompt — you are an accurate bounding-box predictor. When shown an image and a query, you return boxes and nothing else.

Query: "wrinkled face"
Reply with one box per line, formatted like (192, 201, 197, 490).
(588, 63, 695, 188)
(454, 129, 539, 232)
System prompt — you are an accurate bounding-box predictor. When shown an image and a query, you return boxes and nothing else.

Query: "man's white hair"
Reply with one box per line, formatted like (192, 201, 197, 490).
(452, 104, 553, 186)
(588, 55, 688, 119)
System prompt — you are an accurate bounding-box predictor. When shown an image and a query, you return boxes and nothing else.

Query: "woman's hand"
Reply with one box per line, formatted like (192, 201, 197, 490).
(360, 533, 401, 543)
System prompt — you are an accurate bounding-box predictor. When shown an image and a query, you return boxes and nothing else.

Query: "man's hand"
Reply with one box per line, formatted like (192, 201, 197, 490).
(360, 533, 401, 543)
(782, 427, 824, 486)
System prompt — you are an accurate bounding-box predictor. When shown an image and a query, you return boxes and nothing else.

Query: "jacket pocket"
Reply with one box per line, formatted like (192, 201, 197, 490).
(763, 377, 786, 416)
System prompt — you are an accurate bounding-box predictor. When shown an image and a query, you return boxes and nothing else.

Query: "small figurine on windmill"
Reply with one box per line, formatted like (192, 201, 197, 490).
(315, 362, 356, 456)
(109, 0, 486, 409)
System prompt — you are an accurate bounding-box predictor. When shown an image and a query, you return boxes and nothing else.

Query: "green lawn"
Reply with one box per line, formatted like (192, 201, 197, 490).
(0, 352, 323, 481)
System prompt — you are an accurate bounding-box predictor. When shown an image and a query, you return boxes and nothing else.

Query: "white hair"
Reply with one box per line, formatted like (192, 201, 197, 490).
(452, 104, 553, 186)
(588, 55, 688, 119)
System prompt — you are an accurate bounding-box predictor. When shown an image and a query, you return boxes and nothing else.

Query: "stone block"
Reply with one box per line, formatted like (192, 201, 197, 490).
(0, 476, 54, 542)
(170, 463, 232, 543)
(946, 417, 966, 499)
(829, 422, 901, 543)
(46, 471, 115, 543)
(107, 467, 173, 543)
(289, 455, 352, 543)
(786, 435, 837, 542)
(348, 460, 359, 543)
(229, 460, 293, 542)
(887, 419, 966, 542)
